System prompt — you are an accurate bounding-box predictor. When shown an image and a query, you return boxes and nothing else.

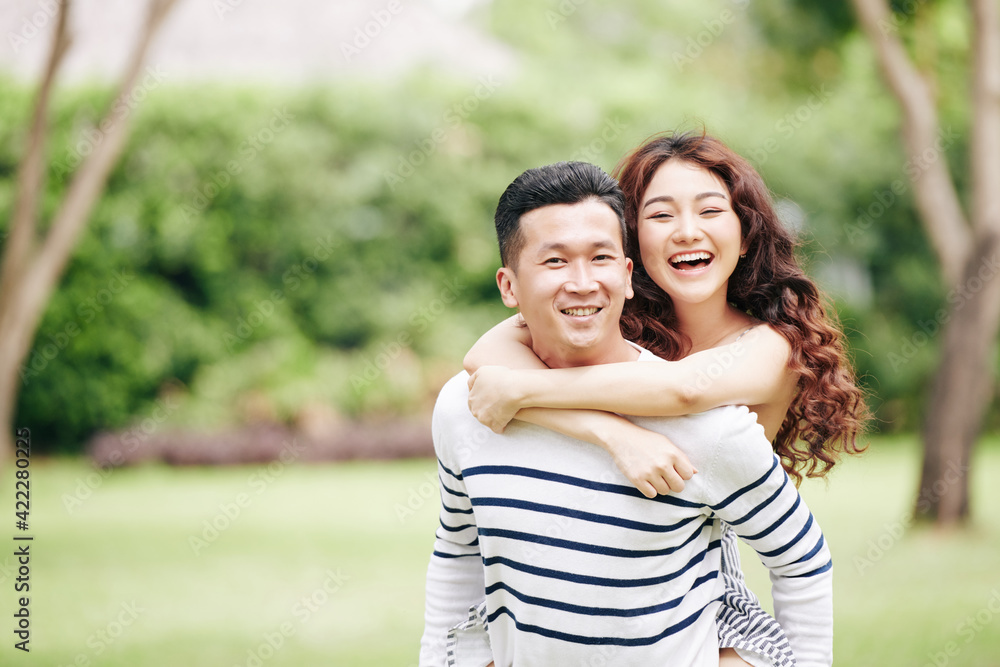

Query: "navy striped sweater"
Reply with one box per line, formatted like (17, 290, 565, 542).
(420, 366, 832, 667)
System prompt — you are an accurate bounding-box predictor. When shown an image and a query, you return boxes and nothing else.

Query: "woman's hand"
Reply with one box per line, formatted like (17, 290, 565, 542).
(468, 366, 696, 497)
(468, 366, 524, 433)
(605, 424, 697, 497)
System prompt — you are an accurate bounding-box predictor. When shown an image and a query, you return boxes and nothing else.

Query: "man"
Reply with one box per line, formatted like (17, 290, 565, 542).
(419, 162, 832, 666)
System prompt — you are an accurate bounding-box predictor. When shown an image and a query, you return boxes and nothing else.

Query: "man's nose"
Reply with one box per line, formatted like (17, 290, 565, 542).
(564, 261, 599, 293)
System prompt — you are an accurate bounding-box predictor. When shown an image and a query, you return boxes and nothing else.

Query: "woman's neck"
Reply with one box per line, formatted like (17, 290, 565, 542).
(674, 296, 754, 355)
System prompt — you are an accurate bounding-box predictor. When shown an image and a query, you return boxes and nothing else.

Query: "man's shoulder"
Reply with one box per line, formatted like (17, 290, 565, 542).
(684, 405, 772, 463)
(708, 404, 766, 437)
(437, 370, 470, 398)
(689, 404, 766, 441)
(432, 371, 472, 421)
(630, 405, 765, 454)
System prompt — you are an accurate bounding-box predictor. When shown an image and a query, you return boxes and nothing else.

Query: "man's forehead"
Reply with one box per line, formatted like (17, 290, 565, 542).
(519, 201, 624, 250)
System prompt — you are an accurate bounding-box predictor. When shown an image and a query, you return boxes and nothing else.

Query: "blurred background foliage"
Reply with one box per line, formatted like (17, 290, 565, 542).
(1, 0, 996, 454)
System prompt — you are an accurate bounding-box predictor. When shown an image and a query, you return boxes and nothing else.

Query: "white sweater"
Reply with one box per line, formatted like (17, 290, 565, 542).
(420, 367, 833, 667)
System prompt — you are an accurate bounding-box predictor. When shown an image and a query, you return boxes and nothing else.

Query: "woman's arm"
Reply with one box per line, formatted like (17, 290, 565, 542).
(463, 314, 541, 373)
(463, 316, 695, 496)
(514, 407, 696, 497)
(468, 326, 796, 431)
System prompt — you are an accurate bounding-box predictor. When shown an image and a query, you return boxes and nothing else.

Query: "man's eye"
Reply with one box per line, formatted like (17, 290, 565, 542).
(544, 257, 565, 265)
(594, 254, 614, 261)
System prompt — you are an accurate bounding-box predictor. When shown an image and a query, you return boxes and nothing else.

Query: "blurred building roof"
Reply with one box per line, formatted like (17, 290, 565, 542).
(0, 0, 515, 83)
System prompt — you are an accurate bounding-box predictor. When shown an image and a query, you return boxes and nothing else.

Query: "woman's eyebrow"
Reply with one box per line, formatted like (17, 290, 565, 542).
(695, 191, 729, 201)
(642, 191, 729, 209)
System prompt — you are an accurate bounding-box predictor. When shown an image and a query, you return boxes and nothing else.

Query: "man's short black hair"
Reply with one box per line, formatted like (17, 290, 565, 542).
(494, 161, 627, 269)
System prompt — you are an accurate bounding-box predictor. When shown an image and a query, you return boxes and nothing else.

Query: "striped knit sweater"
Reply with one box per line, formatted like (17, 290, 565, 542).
(420, 361, 833, 667)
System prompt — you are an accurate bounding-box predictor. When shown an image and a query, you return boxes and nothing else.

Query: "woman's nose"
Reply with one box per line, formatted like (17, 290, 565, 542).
(671, 213, 703, 243)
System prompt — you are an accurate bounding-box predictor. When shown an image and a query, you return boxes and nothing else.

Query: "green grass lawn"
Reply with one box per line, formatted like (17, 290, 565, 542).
(1, 436, 999, 666)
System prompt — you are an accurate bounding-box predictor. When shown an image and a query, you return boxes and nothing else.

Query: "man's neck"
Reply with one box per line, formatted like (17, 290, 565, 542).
(533, 336, 640, 369)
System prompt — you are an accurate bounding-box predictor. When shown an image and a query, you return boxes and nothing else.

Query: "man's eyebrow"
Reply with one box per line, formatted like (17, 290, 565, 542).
(641, 191, 729, 209)
(536, 239, 620, 253)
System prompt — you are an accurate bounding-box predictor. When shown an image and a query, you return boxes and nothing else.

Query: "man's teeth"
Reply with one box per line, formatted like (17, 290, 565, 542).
(670, 251, 712, 265)
(562, 307, 599, 316)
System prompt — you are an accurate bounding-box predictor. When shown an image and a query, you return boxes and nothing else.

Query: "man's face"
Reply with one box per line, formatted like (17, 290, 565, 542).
(497, 199, 634, 368)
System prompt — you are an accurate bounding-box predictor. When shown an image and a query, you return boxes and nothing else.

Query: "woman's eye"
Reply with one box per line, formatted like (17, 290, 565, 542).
(648, 212, 673, 220)
(701, 208, 723, 215)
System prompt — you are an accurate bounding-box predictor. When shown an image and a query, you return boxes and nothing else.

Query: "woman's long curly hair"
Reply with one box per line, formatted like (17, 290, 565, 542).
(615, 131, 869, 483)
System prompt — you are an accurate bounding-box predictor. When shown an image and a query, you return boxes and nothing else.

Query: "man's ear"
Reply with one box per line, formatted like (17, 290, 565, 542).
(497, 267, 519, 308)
(624, 257, 634, 300)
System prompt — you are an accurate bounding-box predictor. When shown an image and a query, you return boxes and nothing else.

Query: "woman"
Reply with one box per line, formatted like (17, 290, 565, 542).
(464, 132, 869, 666)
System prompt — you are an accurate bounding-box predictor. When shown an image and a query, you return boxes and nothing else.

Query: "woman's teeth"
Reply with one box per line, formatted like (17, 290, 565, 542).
(561, 307, 599, 316)
(670, 251, 713, 270)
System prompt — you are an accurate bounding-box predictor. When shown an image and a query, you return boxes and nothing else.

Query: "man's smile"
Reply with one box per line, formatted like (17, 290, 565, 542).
(560, 306, 602, 317)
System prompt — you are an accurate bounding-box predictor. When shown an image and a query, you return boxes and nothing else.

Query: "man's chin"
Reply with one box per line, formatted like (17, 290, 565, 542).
(537, 331, 627, 368)
(552, 328, 609, 358)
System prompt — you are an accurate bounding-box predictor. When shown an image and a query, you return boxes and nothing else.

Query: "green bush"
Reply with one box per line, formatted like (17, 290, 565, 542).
(2, 75, 635, 452)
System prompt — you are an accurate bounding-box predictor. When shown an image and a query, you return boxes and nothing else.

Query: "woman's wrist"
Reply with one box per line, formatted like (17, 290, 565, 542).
(577, 411, 630, 455)
(512, 370, 541, 410)
(520, 368, 565, 410)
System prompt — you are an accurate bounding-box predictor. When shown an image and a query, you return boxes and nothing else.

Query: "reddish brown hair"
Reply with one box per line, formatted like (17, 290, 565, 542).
(615, 131, 869, 483)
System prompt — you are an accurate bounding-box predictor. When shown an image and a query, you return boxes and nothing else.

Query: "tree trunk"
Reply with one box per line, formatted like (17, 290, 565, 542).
(0, 0, 178, 468)
(849, 0, 971, 285)
(920, 0, 1000, 525)
(852, 0, 1000, 527)
(917, 234, 1000, 524)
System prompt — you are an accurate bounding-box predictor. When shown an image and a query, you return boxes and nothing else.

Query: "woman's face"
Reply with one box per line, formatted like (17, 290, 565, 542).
(636, 159, 746, 308)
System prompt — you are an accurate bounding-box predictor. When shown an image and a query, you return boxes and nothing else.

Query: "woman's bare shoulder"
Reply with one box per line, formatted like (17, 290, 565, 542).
(740, 323, 793, 365)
